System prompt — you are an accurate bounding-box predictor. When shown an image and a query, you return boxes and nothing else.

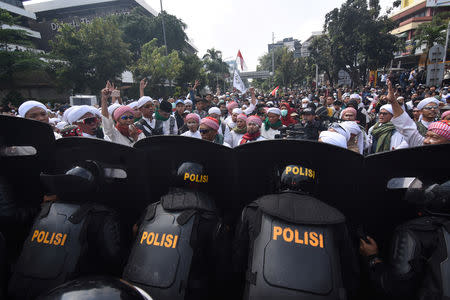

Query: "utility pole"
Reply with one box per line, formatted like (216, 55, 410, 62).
(271, 32, 275, 75)
(443, 21, 450, 67)
(160, 0, 168, 56)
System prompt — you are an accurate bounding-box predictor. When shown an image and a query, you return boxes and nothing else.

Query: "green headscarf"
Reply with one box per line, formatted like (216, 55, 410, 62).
(155, 108, 169, 121)
(264, 118, 282, 131)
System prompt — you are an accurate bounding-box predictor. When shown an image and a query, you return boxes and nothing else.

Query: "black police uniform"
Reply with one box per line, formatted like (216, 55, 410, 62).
(364, 181, 450, 300)
(233, 165, 359, 300)
(7, 165, 126, 300)
(123, 162, 222, 300)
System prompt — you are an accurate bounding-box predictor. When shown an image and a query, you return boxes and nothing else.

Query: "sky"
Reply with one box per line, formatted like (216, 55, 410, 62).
(145, 0, 395, 71)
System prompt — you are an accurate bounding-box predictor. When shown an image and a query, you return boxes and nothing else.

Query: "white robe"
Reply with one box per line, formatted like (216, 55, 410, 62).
(391, 111, 425, 148)
(181, 130, 201, 139)
(368, 123, 409, 152)
(238, 135, 266, 144)
(102, 116, 145, 147)
(261, 126, 280, 140)
(230, 130, 244, 148)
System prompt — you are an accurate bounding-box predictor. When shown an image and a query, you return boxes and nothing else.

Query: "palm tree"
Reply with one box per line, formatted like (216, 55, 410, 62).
(202, 48, 230, 90)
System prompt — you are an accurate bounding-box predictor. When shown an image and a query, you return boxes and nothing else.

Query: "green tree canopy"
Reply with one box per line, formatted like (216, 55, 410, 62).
(50, 17, 132, 93)
(202, 48, 230, 91)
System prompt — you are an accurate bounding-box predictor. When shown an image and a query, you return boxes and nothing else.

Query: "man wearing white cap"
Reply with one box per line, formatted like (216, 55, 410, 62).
(368, 104, 408, 153)
(134, 96, 156, 137)
(67, 105, 102, 139)
(417, 97, 440, 128)
(208, 106, 232, 145)
(127, 101, 141, 120)
(261, 107, 283, 140)
(18, 100, 62, 139)
(225, 107, 242, 130)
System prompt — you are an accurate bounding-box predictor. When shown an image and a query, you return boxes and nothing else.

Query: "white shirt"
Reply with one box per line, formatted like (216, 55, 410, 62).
(181, 130, 201, 139)
(261, 126, 280, 140)
(102, 115, 145, 147)
(82, 132, 97, 138)
(420, 119, 433, 128)
(238, 135, 266, 145)
(218, 122, 232, 146)
(391, 111, 424, 147)
(230, 130, 244, 148)
(143, 115, 178, 135)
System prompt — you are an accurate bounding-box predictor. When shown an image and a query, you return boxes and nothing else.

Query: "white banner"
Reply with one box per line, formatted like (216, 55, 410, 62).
(233, 70, 247, 94)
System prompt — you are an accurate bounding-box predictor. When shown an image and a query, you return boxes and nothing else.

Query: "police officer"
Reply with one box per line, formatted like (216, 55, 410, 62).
(233, 164, 359, 300)
(8, 161, 127, 300)
(360, 179, 450, 300)
(301, 108, 327, 140)
(123, 162, 222, 300)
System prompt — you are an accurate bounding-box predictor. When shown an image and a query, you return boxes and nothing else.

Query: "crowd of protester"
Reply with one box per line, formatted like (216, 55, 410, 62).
(2, 75, 450, 152)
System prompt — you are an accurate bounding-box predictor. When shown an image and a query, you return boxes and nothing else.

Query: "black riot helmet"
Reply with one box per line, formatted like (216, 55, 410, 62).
(175, 162, 208, 189)
(40, 161, 104, 202)
(36, 276, 151, 300)
(405, 180, 450, 216)
(280, 164, 318, 194)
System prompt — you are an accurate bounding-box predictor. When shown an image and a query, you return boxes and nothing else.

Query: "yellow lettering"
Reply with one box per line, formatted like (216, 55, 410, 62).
(31, 230, 39, 241)
(295, 230, 303, 244)
(190, 174, 195, 182)
(319, 234, 324, 248)
(304, 231, 308, 245)
(60, 234, 67, 246)
(43, 232, 50, 244)
(273, 226, 282, 240)
(165, 234, 173, 248)
(184, 173, 189, 180)
(160, 234, 166, 247)
(308, 169, 313, 178)
(285, 166, 292, 174)
(54, 233, 62, 245)
(37, 231, 45, 243)
(154, 233, 160, 246)
(283, 228, 294, 242)
(140, 231, 148, 244)
(309, 232, 319, 247)
(49, 232, 55, 245)
(300, 167, 305, 176)
(172, 235, 179, 248)
(312, 170, 315, 179)
(292, 166, 299, 175)
(147, 232, 155, 245)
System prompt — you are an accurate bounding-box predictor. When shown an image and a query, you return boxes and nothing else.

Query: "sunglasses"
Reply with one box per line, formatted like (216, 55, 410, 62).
(120, 115, 134, 120)
(379, 112, 391, 116)
(423, 106, 439, 110)
(79, 117, 98, 125)
(199, 129, 211, 134)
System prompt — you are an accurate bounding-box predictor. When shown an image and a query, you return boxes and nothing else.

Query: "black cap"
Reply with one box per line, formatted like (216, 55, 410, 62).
(159, 100, 172, 113)
(280, 165, 317, 193)
(176, 162, 208, 188)
(301, 107, 314, 115)
(333, 100, 343, 106)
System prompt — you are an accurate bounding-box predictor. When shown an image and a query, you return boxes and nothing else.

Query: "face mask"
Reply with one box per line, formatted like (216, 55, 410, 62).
(281, 109, 288, 117)
(302, 104, 308, 108)
(171, 103, 176, 109)
(314, 102, 319, 107)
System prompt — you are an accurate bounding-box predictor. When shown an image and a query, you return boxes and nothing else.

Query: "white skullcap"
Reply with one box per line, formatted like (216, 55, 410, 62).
(350, 93, 361, 100)
(232, 108, 243, 115)
(108, 103, 121, 116)
(319, 131, 347, 149)
(302, 98, 310, 103)
(340, 121, 364, 154)
(18, 100, 47, 118)
(62, 106, 78, 122)
(380, 104, 393, 115)
(208, 107, 221, 115)
(55, 121, 68, 130)
(267, 107, 281, 115)
(137, 96, 153, 108)
(417, 97, 440, 110)
(127, 101, 139, 109)
(266, 101, 274, 106)
(397, 96, 404, 100)
(68, 105, 96, 124)
(184, 99, 193, 105)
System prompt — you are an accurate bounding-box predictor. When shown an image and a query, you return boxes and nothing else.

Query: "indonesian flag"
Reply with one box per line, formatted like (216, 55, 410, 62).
(271, 86, 279, 97)
(236, 50, 248, 72)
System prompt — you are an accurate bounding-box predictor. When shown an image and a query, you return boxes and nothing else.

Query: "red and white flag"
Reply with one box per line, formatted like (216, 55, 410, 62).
(271, 86, 279, 97)
(235, 50, 248, 72)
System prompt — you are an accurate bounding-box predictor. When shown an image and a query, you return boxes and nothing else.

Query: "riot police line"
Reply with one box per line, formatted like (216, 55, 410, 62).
(0, 114, 449, 300)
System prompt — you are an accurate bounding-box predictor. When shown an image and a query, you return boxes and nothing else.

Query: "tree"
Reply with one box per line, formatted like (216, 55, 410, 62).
(50, 17, 132, 93)
(176, 52, 205, 93)
(414, 12, 450, 55)
(202, 48, 230, 91)
(131, 38, 183, 97)
(324, 0, 398, 87)
(0, 9, 47, 103)
(115, 8, 188, 60)
(308, 34, 338, 86)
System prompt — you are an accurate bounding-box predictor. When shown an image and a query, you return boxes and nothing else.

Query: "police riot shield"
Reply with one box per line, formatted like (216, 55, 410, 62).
(234, 140, 364, 222)
(363, 144, 450, 250)
(134, 136, 234, 214)
(0, 115, 56, 260)
(44, 137, 150, 228)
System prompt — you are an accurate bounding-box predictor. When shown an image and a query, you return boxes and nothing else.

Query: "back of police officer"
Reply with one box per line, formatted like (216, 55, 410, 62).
(361, 180, 450, 300)
(8, 163, 126, 300)
(123, 162, 221, 300)
(233, 165, 359, 300)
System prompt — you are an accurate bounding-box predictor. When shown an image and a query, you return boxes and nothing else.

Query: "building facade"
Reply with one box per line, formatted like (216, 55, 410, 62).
(268, 37, 302, 58)
(300, 31, 323, 58)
